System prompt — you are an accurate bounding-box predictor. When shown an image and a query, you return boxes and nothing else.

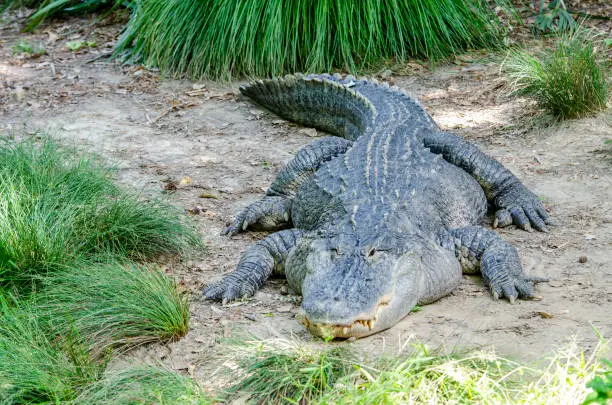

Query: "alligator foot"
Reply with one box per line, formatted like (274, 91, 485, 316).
(222, 196, 292, 236)
(204, 229, 303, 303)
(480, 243, 538, 303)
(493, 182, 553, 232)
(450, 226, 545, 302)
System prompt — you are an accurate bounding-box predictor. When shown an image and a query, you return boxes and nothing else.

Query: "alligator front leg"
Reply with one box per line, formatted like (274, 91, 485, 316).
(223, 196, 292, 236)
(424, 131, 552, 232)
(224, 136, 351, 236)
(203, 229, 304, 303)
(449, 226, 545, 302)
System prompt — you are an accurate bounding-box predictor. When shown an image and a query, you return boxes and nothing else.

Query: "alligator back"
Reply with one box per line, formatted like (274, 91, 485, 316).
(242, 74, 487, 233)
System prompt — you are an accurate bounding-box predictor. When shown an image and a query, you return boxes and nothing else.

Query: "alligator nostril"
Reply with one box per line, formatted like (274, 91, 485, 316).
(333, 296, 340, 302)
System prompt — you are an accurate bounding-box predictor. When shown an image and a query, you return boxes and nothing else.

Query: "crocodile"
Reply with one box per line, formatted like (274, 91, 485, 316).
(204, 74, 552, 338)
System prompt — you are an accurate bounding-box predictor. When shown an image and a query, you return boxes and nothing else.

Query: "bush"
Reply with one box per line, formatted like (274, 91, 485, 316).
(583, 359, 612, 405)
(505, 29, 608, 120)
(115, 0, 506, 80)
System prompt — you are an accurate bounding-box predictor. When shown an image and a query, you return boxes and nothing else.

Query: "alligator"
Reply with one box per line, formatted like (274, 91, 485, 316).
(204, 74, 552, 338)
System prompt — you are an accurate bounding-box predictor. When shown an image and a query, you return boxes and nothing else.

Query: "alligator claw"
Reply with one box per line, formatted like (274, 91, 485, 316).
(222, 196, 292, 237)
(222, 211, 249, 236)
(203, 280, 246, 303)
(493, 183, 552, 233)
(488, 274, 535, 303)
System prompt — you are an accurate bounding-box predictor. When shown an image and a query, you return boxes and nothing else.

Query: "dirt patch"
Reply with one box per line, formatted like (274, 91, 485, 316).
(1, 13, 610, 385)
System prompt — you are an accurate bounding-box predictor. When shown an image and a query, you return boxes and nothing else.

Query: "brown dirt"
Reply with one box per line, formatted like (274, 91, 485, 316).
(1, 11, 610, 386)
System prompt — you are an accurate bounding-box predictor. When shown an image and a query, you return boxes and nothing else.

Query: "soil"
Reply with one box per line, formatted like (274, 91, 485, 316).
(1, 10, 610, 387)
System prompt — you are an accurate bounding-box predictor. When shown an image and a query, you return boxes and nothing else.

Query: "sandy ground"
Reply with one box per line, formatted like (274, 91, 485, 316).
(1, 12, 610, 385)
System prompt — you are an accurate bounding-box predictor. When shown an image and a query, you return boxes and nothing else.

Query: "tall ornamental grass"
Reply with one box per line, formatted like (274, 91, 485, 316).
(0, 137, 199, 404)
(115, 0, 506, 80)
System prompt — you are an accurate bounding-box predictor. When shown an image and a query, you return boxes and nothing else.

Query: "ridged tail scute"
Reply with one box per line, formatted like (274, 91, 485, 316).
(239, 74, 376, 141)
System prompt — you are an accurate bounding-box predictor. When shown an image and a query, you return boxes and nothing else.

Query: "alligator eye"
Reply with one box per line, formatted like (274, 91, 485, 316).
(331, 247, 340, 256)
(368, 247, 376, 257)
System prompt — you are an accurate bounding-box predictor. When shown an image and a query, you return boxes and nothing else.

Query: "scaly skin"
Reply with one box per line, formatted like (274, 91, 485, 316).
(204, 74, 551, 338)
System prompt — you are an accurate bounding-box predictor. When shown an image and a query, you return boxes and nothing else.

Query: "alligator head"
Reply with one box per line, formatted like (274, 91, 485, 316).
(286, 229, 459, 338)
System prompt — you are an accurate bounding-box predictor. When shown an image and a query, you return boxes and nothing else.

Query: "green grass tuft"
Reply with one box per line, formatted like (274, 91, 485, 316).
(2, 0, 130, 31)
(221, 338, 609, 405)
(74, 365, 211, 405)
(34, 262, 190, 358)
(0, 295, 105, 403)
(81, 197, 201, 262)
(0, 137, 201, 292)
(0, 136, 198, 403)
(115, 0, 506, 80)
(505, 28, 608, 120)
(226, 339, 354, 404)
(321, 350, 523, 404)
(583, 358, 611, 405)
(11, 39, 46, 56)
(1, 0, 126, 29)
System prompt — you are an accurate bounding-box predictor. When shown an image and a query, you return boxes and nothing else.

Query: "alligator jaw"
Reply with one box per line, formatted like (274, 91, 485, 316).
(298, 299, 390, 339)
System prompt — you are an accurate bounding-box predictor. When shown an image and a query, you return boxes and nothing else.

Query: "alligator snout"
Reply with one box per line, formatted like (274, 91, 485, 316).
(297, 298, 392, 338)
(298, 313, 378, 338)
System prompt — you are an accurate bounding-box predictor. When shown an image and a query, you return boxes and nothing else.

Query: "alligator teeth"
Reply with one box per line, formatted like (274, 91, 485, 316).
(343, 327, 348, 335)
(366, 320, 373, 330)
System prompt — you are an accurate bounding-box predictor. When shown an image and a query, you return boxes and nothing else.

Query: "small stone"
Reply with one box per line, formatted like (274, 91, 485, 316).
(187, 205, 204, 215)
(12, 87, 25, 102)
(277, 304, 293, 313)
(578, 256, 588, 263)
(164, 181, 178, 191)
(379, 69, 392, 79)
(299, 128, 318, 137)
(245, 314, 257, 321)
(279, 286, 289, 295)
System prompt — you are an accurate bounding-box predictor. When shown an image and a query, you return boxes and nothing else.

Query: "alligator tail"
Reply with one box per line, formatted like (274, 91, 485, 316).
(239, 74, 376, 141)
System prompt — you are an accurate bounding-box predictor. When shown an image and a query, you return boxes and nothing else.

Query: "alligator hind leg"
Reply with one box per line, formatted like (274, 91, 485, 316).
(424, 131, 552, 232)
(204, 229, 304, 303)
(224, 136, 351, 236)
(448, 226, 546, 302)
(267, 136, 353, 197)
